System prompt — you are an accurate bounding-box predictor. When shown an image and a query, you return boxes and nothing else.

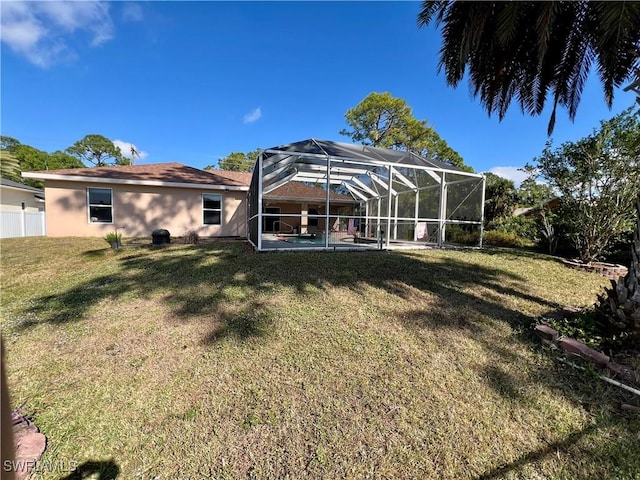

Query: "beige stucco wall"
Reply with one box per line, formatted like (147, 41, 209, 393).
(44, 180, 247, 238)
(1, 187, 44, 212)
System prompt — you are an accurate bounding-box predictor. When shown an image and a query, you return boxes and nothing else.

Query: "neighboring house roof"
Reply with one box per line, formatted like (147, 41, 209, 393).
(266, 181, 358, 203)
(213, 170, 252, 185)
(22, 163, 249, 190)
(513, 197, 560, 217)
(1, 178, 44, 194)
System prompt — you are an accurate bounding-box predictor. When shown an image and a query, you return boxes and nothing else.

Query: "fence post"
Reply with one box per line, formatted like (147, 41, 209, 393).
(20, 209, 26, 237)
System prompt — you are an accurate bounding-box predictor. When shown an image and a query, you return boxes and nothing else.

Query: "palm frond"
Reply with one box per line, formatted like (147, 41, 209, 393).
(589, 1, 640, 106)
(417, 1, 449, 27)
(418, 0, 640, 134)
(0, 151, 21, 180)
(495, 2, 524, 47)
(534, 2, 560, 66)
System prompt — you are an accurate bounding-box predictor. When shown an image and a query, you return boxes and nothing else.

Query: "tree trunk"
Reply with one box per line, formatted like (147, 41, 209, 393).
(598, 193, 640, 345)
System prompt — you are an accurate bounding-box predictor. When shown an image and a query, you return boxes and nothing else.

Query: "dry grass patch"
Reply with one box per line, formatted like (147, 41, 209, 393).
(1, 237, 638, 479)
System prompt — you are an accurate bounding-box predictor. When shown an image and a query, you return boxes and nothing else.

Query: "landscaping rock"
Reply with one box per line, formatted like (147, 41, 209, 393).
(12, 419, 38, 437)
(12, 416, 47, 480)
(13, 432, 46, 480)
(534, 324, 559, 342)
(562, 306, 582, 315)
(621, 403, 640, 412)
(558, 337, 610, 367)
(561, 259, 629, 281)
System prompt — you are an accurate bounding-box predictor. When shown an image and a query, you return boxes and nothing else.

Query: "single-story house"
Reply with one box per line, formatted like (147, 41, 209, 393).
(22, 139, 485, 249)
(513, 197, 560, 218)
(20, 161, 359, 239)
(1, 178, 45, 212)
(22, 163, 250, 238)
(0, 178, 46, 238)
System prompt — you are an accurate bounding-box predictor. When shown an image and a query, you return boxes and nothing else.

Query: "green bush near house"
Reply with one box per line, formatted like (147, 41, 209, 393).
(445, 225, 479, 246)
(103, 231, 122, 247)
(490, 215, 539, 241)
(447, 225, 531, 248)
(482, 230, 532, 248)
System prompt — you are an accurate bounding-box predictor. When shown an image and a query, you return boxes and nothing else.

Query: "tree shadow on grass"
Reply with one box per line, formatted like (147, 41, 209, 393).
(9, 240, 640, 477)
(475, 410, 640, 479)
(476, 423, 598, 480)
(60, 459, 119, 480)
(16, 241, 562, 340)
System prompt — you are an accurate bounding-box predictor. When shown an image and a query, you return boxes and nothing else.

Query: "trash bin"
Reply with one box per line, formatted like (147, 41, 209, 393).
(407, 228, 415, 241)
(152, 229, 171, 245)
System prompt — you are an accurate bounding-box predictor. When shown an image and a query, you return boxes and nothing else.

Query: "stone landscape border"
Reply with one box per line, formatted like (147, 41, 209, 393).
(561, 259, 629, 281)
(11, 410, 46, 480)
(534, 310, 639, 392)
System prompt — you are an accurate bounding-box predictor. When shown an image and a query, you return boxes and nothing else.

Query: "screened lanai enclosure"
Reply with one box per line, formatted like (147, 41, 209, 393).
(247, 139, 485, 251)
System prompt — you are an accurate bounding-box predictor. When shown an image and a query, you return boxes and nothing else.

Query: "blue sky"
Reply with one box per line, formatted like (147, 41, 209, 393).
(1, 1, 636, 185)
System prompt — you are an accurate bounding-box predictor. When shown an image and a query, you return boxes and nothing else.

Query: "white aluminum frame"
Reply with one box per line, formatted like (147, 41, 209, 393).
(249, 140, 485, 251)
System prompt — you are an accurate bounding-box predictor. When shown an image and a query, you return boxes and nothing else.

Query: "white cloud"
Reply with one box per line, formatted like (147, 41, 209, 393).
(122, 3, 144, 22)
(243, 107, 262, 124)
(113, 140, 148, 161)
(487, 166, 529, 186)
(0, 1, 114, 67)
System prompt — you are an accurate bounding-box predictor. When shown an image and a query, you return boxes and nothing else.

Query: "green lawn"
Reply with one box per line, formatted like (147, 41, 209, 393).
(1, 237, 638, 479)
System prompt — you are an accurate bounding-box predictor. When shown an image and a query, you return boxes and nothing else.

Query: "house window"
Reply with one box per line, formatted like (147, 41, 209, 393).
(87, 188, 113, 223)
(203, 193, 222, 225)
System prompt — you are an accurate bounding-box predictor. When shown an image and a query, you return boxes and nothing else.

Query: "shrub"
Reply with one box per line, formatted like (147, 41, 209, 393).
(544, 312, 607, 350)
(184, 228, 200, 244)
(482, 230, 530, 248)
(446, 225, 479, 246)
(491, 215, 538, 241)
(603, 229, 633, 264)
(446, 225, 531, 248)
(527, 109, 640, 263)
(103, 231, 122, 247)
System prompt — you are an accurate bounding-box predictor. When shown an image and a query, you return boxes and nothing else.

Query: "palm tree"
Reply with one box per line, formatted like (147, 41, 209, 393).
(418, 1, 640, 342)
(418, 1, 639, 134)
(0, 151, 21, 180)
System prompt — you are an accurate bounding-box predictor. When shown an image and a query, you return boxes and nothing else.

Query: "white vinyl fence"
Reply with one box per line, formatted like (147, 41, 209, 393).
(0, 210, 46, 238)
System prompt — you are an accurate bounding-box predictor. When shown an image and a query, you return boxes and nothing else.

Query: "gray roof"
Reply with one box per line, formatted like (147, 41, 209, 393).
(263, 138, 467, 172)
(1, 177, 43, 193)
(257, 138, 481, 203)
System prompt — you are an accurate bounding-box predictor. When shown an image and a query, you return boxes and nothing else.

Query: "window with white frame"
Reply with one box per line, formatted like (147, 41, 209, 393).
(203, 193, 222, 225)
(87, 188, 113, 223)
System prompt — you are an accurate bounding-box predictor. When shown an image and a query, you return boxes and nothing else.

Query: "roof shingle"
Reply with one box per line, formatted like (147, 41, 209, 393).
(26, 163, 250, 187)
(266, 181, 356, 203)
(1, 178, 43, 193)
